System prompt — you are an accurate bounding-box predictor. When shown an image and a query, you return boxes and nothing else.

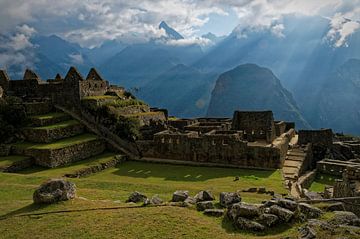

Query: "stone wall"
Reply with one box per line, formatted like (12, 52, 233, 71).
(333, 179, 360, 216)
(138, 129, 291, 169)
(168, 119, 197, 130)
(232, 111, 276, 143)
(317, 159, 360, 176)
(22, 123, 84, 143)
(298, 129, 333, 147)
(184, 122, 231, 134)
(27, 139, 105, 168)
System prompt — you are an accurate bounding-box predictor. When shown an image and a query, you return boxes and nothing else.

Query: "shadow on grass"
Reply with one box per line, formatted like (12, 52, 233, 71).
(111, 161, 277, 182)
(221, 216, 294, 237)
(0, 203, 50, 218)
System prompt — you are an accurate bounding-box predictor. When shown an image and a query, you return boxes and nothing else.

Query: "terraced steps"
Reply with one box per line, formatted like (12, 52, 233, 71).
(0, 155, 34, 172)
(22, 120, 85, 143)
(12, 133, 105, 168)
(29, 112, 71, 127)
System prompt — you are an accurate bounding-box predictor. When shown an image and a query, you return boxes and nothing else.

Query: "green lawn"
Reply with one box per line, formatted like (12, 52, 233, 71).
(0, 161, 357, 239)
(12, 133, 99, 150)
(309, 173, 341, 192)
(0, 155, 30, 168)
(27, 119, 80, 130)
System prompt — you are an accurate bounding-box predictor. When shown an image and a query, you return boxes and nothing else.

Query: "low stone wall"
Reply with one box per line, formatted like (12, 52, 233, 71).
(1, 157, 35, 173)
(25, 139, 105, 168)
(22, 123, 84, 143)
(317, 160, 360, 176)
(65, 155, 126, 178)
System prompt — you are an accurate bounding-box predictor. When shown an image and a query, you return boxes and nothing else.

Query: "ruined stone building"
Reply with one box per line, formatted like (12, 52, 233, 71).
(137, 111, 297, 169)
(0, 67, 109, 106)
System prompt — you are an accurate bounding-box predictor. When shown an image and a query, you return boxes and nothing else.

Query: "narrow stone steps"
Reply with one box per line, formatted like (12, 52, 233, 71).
(22, 120, 85, 143)
(29, 112, 71, 127)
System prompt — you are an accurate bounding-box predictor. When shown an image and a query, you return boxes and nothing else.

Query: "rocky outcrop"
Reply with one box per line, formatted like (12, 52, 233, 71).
(33, 179, 76, 204)
(203, 209, 224, 217)
(269, 205, 294, 222)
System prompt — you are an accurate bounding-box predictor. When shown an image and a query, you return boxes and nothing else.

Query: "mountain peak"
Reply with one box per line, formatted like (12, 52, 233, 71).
(159, 21, 184, 40)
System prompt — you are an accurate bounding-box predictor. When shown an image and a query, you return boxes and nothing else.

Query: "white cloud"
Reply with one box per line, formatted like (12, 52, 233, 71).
(0, 0, 359, 48)
(69, 53, 84, 65)
(0, 24, 36, 76)
(165, 37, 211, 47)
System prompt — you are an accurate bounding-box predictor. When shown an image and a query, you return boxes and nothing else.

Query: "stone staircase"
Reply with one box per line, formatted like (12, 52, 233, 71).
(0, 103, 121, 170)
(282, 143, 312, 198)
(283, 147, 308, 181)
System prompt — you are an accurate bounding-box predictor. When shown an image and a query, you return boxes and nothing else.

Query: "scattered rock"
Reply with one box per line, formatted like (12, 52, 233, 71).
(257, 187, 266, 194)
(269, 205, 294, 222)
(278, 198, 298, 211)
(126, 191, 147, 203)
(150, 195, 163, 205)
(195, 190, 215, 202)
(298, 203, 322, 219)
(257, 213, 279, 227)
(330, 211, 360, 226)
(324, 202, 345, 212)
(307, 219, 333, 232)
(323, 186, 333, 199)
(298, 225, 316, 239)
(169, 201, 189, 207)
(262, 199, 278, 208)
(172, 190, 189, 202)
(228, 202, 261, 220)
(33, 179, 76, 204)
(143, 198, 151, 206)
(219, 192, 241, 207)
(196, 201, 214, 211)
(236, 217, 265, 231)
(234, 176, 239, 181)
(203, 209, 225, 217)
(184, 196, 196, 205)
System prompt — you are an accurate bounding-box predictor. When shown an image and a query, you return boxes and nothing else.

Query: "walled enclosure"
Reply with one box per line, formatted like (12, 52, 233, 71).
(298, 129, 333, 147)
(138, 111, 295, 169)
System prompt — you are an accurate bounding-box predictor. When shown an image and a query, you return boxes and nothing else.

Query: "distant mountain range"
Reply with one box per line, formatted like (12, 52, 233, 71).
(2, 19, 360, 134)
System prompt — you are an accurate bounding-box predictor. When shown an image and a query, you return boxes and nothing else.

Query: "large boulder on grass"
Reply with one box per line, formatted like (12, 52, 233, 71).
(219, 192, 241, 207)
(330, 211, 360, 226)
(126, 191, 147, 203)
(33, 179, 76, 204)
(172, 190, 189, 202)
(195, 190, 215, 202)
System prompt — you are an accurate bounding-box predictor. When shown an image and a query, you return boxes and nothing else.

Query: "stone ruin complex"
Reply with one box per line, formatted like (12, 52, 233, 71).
(1, 67, 360, 218)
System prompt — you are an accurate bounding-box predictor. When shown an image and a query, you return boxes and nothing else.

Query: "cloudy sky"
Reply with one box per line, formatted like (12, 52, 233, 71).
(0, 0, 359, 48)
